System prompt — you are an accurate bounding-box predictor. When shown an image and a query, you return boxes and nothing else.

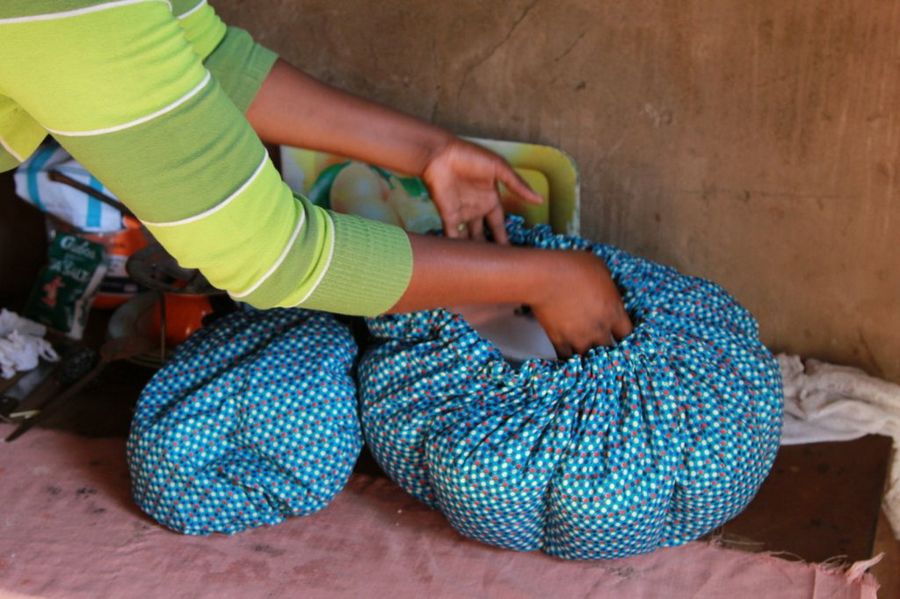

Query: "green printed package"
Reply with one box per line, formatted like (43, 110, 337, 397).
(24, 233, 107, 339)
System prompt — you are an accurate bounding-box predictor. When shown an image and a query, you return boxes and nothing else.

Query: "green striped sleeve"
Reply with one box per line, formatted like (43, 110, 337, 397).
(172, 0, 225, 60)
(173, 0, 278, 113)
(0, 0, 412, 315)
(0, 0, 111, 19)
(203, 27, 278, 113)
(0, 95, 47, 170)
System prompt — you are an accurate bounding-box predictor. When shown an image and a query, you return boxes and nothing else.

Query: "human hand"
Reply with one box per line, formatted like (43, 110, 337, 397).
(530, 251, 633, 358)
(392, 235, 631, 358)
(421, 138, 544, 243)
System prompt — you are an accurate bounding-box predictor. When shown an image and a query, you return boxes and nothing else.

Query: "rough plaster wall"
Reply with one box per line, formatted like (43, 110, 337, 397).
(215, 0, 900, 382)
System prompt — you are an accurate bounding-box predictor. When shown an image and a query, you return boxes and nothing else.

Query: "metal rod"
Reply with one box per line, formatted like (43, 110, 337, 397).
(47, 170, 135, 218)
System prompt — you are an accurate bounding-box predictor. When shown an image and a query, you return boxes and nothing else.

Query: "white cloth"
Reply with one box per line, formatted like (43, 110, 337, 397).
(779, 354, 900, 539)
(454, 304, 557, 362)
(0, 308, 47, 338)
(0, 309, 59, 379)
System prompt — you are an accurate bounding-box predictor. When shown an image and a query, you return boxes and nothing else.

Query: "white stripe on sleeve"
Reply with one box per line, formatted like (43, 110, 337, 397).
(46, 71, 210, 138)
(141, 151, 267, 228)
(0, 0, 171, 25)
(290, 212, 337, 307)
(229, 207, 307, 299)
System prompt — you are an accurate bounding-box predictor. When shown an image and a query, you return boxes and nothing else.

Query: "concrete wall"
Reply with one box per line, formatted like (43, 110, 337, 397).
(235, 2, 896, 381)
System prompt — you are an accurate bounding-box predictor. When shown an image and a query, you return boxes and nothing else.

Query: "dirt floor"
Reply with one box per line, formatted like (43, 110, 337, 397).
(4, 309, 897, 595)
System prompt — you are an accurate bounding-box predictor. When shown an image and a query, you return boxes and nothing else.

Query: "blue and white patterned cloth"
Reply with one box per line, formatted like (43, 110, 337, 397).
(127, 308, 361, 535)
(359, 218, 783, 559)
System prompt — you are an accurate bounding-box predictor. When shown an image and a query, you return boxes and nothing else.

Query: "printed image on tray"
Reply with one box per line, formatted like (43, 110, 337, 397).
(308, 162, 442, 234)
(280, 137, 580, 235)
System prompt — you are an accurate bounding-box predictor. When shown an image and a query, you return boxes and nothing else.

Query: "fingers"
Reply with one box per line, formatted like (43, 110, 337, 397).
(551, 325, 617, 359)
(498, 163, 544, 205)
(611, 307, 634, 341)
(580, 327, 614, 353)
(444, 215, 465, 240)
(534, 250, 634, 359)
(444, 209, 506, 244)
(551, 310, 633, 358)
(469, 218, 485, 241)
(443, 217, 499, 243)
(486, 206, 509, 244)
(553, 341, 574, 360)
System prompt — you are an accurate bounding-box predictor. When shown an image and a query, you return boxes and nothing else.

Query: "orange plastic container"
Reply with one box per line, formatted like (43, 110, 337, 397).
(80, 216, 149, 309)
(148, 293, 214, 348)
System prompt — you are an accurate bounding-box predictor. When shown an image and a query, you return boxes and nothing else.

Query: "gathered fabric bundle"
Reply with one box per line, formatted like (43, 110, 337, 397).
(358, 218, 783, 559)
(127, 308, 361, 535)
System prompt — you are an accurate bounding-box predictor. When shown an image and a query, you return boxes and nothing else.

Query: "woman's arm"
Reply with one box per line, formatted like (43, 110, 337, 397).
(0, 3, 630, 355)
(247, 60, 450, 178)
(246, 59, 543, 243)
(393, 235, 633, 358)
(246, 59, 634, 354)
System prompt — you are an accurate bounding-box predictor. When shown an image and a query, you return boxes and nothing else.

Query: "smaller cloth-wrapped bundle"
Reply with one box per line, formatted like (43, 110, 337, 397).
(128, 308, 361, 535)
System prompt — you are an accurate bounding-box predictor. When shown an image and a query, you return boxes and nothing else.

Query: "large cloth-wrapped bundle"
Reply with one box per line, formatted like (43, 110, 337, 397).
(359, 219, 783, 559)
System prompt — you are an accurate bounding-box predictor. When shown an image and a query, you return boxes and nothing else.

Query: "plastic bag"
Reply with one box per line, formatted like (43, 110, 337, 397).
(14, 142, 124, 233)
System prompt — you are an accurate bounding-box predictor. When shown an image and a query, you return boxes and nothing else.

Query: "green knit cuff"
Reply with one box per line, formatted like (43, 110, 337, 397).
(299, 212, 413, 316)
(204, 27, 278, 113)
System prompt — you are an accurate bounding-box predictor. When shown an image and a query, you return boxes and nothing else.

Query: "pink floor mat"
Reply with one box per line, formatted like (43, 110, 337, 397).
(0, 424, 879, 599)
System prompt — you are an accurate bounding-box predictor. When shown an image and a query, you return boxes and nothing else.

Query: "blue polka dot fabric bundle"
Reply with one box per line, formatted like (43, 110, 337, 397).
(127, 308, 361, 535)
(359, 218, 783, 559)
